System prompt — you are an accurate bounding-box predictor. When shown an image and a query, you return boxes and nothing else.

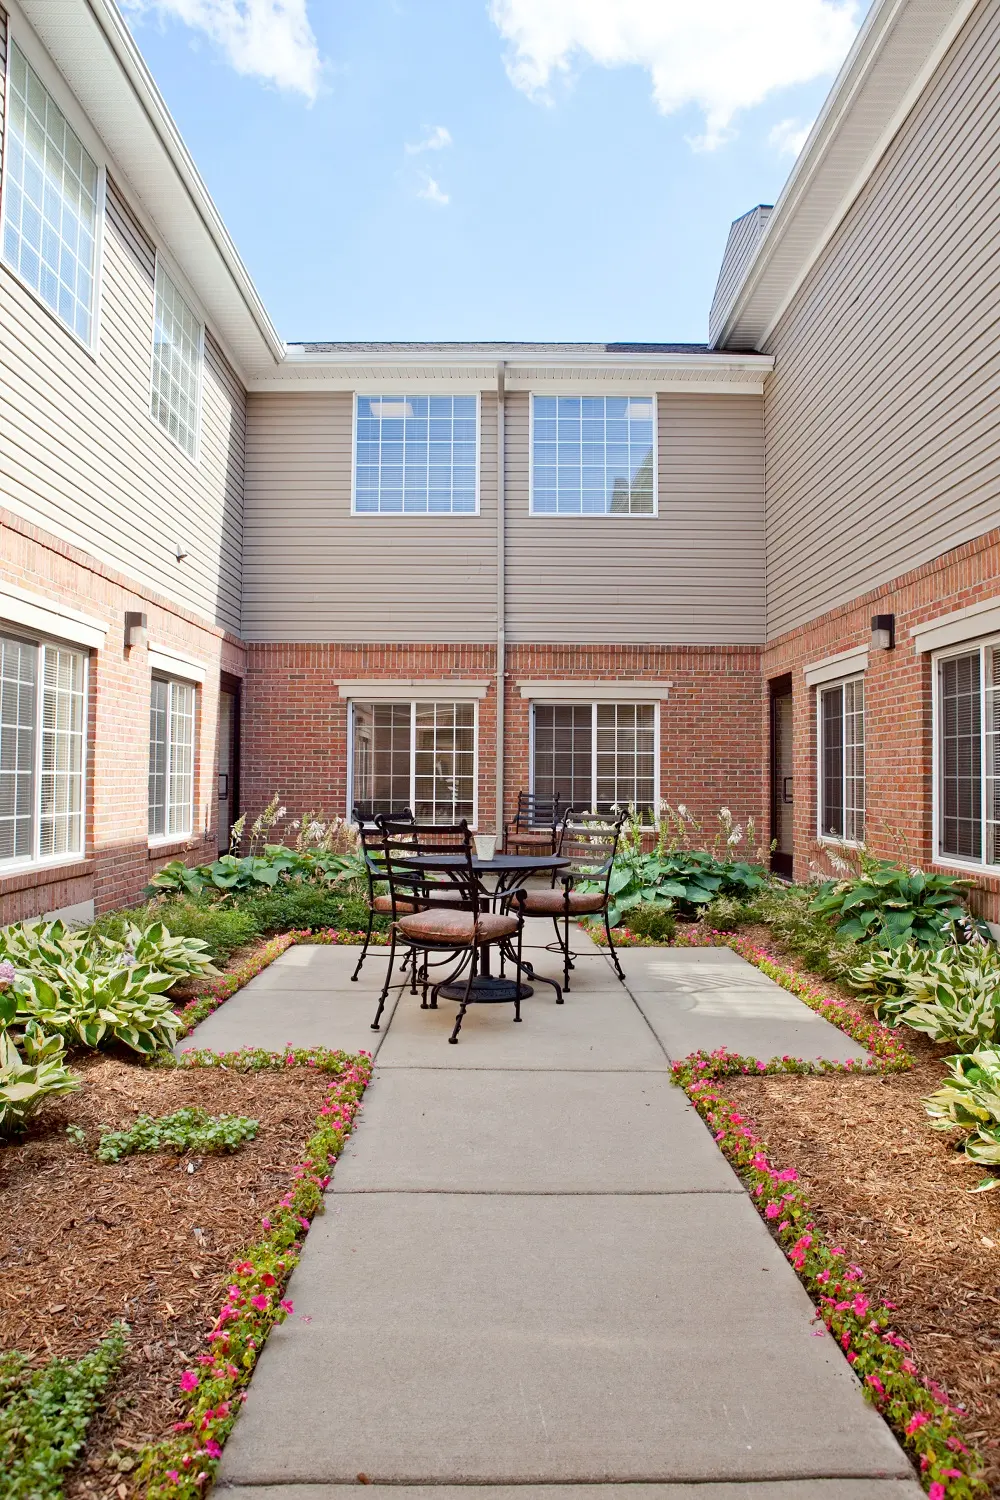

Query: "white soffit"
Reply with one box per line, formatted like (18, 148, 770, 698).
(148, 644, 208, 683)
(711, 0, 981, 351)
(18, 0, 283, 380)
(517, 681, 672, 701)
(0, 580, 109, 649)
(912, 598, 1000, 652)
(338, 680, 491, 700)
(803, 645, 869, 686)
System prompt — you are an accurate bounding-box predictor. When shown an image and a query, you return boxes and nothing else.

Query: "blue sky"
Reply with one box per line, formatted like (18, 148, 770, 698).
(121, 1, 863, 344)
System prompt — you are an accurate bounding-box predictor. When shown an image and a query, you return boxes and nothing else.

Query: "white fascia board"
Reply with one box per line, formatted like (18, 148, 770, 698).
(711, 0, 980, 352)
(0, 581, 109, 649)
(517, 681, 673, 701)
(912, 597, 1000, 653)
(803, 646, 869, 686)
(337, 680, 491, 700)
(148, 644, 208, 684)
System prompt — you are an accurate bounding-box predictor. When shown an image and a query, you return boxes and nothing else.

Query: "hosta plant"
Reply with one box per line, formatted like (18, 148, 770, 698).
(847, 942, 953, 1000)
(0, 989, 78, 1137)
(0, 919, 87, 977)
(891, 952, 1000, 1050)
(15, 964, 182, 1055)
(924, 1048, 1000, 1187)
(809, 860, 971, 946)
(97, 920, 219, 979)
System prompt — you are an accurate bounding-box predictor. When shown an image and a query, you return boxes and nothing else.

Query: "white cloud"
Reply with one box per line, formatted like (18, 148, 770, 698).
(769, 116, 813, 156)
(488, 0, 859, 150)
(405, 125, 453, 155)
(416, 174, 450, 206)
(122, 0, 322, 100)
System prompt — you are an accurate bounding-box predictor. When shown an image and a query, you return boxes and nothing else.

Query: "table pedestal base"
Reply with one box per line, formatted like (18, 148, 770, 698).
(437, 976, 533, 1003)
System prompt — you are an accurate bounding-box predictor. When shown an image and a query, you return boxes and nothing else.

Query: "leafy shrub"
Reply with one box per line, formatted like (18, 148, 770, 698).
(0, 1324, 126, 1497)
(702, 892, 774, 931)
(0, 918, 86, 976)
(880, 949, 1000, 1050)
(0, 987, 78, 1137)
(91, 897, 260, 963)
(95, 1106, 259, 1162)
(15, 964, 182, 1055)
(623, 903, 677, 942)
(242, 881, 376, 935)
(924, 1048, 1000, 1185)
(809, 860, 971, 946)
(147, 846, 366, 900)
(737, 886, 863, 980)
(97, 920, 218, 978)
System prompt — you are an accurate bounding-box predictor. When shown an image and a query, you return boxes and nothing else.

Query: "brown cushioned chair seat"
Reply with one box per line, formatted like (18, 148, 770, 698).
(372, 894, 418, 915)
(507, 829, 554, 845)
(396, 909, 519, 944)
(522, 887, 606, 916)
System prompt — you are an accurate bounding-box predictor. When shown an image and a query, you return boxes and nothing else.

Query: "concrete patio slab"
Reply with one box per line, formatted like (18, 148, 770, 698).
(176, 984, 397, 1056)
(218, 1192, 911, 1487)
(245, 943, 391, 991)
(332, 1069, 740, 1193)
(217, 1485, 923, 1500)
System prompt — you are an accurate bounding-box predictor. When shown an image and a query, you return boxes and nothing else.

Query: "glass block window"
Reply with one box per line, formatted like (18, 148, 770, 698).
(819, 677, 865, 843)
(151, 262, 202, 458)
(354, 395, 478, 513)
(0, 633, 86, 867)
(532, 703, 656, 819)
(531, 396, 655, 515)
(2, 42, 100, 344)
(149, 677, 196, 838)
(351, 701, 476, 823)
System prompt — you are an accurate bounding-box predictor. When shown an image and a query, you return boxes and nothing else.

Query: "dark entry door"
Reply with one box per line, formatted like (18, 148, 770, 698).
(770, 676, 794, 878)
(218, 676, 241, 854)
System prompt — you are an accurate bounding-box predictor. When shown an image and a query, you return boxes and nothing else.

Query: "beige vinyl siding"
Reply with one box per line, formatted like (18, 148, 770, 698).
(763, 0, 1000, 641)
(0, 60, 246, 636)
(241, 391, 499, 642)
(504, 392, 764, 644)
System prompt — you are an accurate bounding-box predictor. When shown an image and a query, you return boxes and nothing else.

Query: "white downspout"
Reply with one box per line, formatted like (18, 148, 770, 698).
(495, 361, 506, 839)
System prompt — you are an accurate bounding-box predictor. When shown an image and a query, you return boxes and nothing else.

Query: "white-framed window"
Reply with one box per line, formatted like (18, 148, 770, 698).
(530, 395, 656, 515)
(933, 638, 1000, 868)
(817, 676, 865, 844)
(350, 701, 477, 823)
(0, 631, 87, 868)
(149, 677, 196, 839)
(353, 395, 479, 514)
(1, 39, 101, 346)
(530, 702, 658, 819)
(150, 259, 203, 459)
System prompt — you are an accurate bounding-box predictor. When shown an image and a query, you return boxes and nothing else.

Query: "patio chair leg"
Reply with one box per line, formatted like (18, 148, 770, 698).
(551, 917, 575, 973)
(448, 951, 478, 1044)
(562, 909, 571, 997)
(513, 922, 523, 1021)
(604, 911, 626, 983)
(351, 907, 375, 982)
(370, 930, 397, 1031)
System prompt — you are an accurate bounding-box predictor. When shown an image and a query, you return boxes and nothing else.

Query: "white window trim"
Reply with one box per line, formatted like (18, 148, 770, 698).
(931, 634, 1000, 875)
(148, 251, 205, 466)
(517, 680, 670, 701)
(337, 679, 489, 701)
(913, 598, 1000, 655)
(815, 673, 865, 849)
(0, 582, 108, 650)
(148, 675, 197, 845)
(350, 392, 482, 517)
(0, 14, 107, 359)
(0, 630, 89, 875)
(528, 392, 659, 518)
(148, 645, 207, 685)
(346, 698, 480, 829)
(803, 645, 869, 687)
(528, 698, 660, 825)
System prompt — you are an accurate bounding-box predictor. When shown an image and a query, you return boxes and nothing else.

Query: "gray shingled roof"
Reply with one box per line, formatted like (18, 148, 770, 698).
(287, 341, 713, 355)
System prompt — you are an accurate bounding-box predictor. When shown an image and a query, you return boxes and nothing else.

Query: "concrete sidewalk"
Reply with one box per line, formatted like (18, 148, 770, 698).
(201, 926, 919, 1498)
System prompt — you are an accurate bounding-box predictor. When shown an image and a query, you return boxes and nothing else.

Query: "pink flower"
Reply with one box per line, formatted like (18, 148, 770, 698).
(250, 1294, 270, 1311)
(928, 1486, 945, 1500)
(764, 1202, 780, 1219)
(261, 1272, 276, 1288)
(280, 1298, 294, 1314)
(166, 1471, 180, 1484)
(203, 1439, 223, 1460)
(905, 1412, 929, 1435)
(179, 1370, 199, 1392)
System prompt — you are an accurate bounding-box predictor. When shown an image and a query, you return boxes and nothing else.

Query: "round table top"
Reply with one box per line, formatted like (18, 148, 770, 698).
(405, 852, 570, 873)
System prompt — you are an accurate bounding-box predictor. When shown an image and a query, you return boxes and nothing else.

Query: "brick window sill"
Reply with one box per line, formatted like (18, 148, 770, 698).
(147, 837, 203, 862)
(0, 858, 94, 898)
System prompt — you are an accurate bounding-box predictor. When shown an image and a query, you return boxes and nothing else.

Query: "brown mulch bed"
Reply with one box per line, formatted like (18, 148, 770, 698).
(0, 1054, 333, 1497)
(720, 925, 1000, 1492)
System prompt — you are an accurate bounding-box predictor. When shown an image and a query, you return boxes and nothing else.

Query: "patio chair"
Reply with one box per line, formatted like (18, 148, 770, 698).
(350, 809, 416, 983)
(370, 820, 527, 1044)
(504, 790, 561, 855)
(521, 809, 627, 992)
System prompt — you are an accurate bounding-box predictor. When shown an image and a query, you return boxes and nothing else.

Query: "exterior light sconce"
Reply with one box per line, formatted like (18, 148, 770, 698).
(124, 611, 148, 649)
(871, 613, 895, 651)
(174, 542, 189, 561)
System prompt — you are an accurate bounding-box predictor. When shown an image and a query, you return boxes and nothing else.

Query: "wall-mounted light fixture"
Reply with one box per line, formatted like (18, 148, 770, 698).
(871, 613, 895, 651)
(174, 542, 189, 562)
(124, 610, 147, 649)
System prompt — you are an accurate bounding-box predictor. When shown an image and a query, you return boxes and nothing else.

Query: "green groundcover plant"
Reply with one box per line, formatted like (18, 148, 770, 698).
(95, 1106, 260, 1163)
(0, 1323, 126, 1499)
(924, 1049, 1000, 1189)
(0, 983, 78, 1137)
(809, 859, 973, 947)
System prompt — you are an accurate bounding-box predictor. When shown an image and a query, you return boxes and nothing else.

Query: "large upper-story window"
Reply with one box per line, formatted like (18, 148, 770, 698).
(354, 395, 478, 514)
(818, 677, 865, 843)
(934, 641, 1000, 867)
(351, 701, 476, 822)
(530, 396, 656, 515)
(0, 632, 87, 867)
(151, 261, 203, 459)
(531, 703, 657, 819)
(149, 677, 196, 839)
(2, 42, 100, 345)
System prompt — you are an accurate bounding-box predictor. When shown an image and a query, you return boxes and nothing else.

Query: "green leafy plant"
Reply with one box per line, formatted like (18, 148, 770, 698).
(242, 881, 375, 936)
(92, 898, 261, 963)
(0, 1324, 126, 1498)
(924, 1049, 1000, 1188)
(809, 859, 971, 946)
(97, 920, 219, 979)
(0, 985, 78, 1137)
(621, 902, 677, 942)
(15, 963, 182, 1055)
(887, 951, 1000, 1050)
(0, 918, 87, 977)
(95, 1106, 259, 1163)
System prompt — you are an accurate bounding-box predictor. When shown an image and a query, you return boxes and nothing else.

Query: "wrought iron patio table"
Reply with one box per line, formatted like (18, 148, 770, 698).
(403, 852, 570, 1003)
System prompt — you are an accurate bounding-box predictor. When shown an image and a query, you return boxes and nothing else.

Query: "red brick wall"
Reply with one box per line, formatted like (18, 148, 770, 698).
(763, 526, 1000, 921)
(0, 510, 245, 922)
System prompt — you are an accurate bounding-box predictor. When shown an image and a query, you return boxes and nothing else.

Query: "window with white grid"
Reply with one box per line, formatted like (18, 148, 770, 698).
(2, 42, 100, 344)
(0, 632, 86, 868)
(151, 262, 202, 459)
(818, 677, 865, 843)
(531, 396, 656, 515)
(149, 677, 196, 838)
(350, 701, 476, 823)
(532, 703, 657, 819)
(935, 640, 1000, 867)
(354, 395, 478, 513)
